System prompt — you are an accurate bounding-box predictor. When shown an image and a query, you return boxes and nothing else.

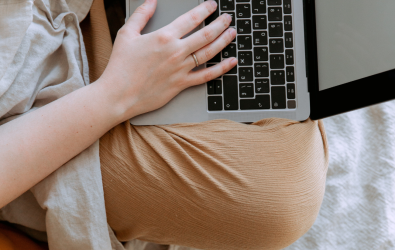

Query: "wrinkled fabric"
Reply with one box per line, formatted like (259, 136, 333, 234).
(126, 102, 395, 250)
(101, 118, 329, 250)
(0, 0, 122, 249)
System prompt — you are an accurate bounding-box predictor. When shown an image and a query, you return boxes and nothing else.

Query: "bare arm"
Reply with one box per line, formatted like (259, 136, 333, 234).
(0, 83, 122, 207)
(0, 0, 236, 208)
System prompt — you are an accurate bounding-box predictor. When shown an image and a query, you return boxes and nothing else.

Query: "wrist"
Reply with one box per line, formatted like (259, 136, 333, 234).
(93, 77, 139, 124)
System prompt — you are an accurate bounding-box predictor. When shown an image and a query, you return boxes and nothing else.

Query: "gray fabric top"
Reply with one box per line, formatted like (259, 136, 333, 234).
(0, 0, 123, 249)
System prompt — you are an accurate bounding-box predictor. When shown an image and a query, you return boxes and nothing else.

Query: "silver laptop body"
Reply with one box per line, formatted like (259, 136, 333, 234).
(126, 0, 309, 125)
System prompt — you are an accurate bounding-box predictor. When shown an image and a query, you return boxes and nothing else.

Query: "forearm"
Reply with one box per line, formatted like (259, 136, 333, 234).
(0, 0, 235, 208)
(0, 81, 124, 208)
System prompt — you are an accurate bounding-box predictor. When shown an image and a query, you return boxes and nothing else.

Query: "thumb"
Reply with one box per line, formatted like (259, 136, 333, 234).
(125, 0, 157, 36)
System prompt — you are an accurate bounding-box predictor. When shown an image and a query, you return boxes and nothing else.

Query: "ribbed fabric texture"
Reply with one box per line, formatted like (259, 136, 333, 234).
(79, 1, 330, 249)
(99, 119, 329, 250)
(80, 0, 113, 83)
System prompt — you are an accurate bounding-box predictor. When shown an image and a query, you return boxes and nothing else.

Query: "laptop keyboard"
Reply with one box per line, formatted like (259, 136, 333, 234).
(204, 0, 297, 111)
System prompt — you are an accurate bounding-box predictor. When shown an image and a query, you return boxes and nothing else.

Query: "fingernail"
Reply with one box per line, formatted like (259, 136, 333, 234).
(229, 28, 236, 36)
(225, 13, 232, 22)
(210, 0, 217, 9)
(231, 58, 238, 64)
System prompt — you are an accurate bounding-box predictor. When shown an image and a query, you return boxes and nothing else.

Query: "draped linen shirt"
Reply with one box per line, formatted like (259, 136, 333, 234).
(0, 0, 123, 249)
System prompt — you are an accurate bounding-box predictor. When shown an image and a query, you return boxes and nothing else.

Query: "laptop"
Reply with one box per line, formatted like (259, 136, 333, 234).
(126, 0, 395, 125)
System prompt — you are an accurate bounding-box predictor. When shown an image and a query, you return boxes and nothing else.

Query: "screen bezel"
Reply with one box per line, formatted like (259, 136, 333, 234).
(304, 0, 395, 120)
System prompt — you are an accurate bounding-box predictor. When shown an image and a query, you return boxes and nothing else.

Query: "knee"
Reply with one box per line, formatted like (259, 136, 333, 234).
(218, 121, 329, 249)
(249, 172, 326, 250)
(224, 164, 327, 249)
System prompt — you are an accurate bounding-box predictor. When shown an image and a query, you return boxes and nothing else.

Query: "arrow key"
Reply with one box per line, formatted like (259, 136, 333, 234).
(208, 96, 223, 111)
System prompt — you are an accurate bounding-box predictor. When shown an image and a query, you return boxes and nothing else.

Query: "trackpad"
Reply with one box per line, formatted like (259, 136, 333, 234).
(129, 0, 201, 35)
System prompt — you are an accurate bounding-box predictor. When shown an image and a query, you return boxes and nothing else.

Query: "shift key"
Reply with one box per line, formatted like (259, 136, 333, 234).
(223, 76, 239, 110)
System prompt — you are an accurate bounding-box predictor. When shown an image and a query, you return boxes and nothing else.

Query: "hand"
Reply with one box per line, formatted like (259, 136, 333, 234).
(98, 0, 237, 120)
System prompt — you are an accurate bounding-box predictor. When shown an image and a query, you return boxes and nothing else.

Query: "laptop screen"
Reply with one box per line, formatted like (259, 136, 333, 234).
(315, 0, 395, 91)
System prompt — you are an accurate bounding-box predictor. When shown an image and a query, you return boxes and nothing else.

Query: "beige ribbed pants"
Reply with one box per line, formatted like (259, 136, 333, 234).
(81, 1, 329, 249)
(99, 118, 329, 250)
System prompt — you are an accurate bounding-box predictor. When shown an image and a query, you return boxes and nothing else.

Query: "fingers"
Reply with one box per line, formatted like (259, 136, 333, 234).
(166, 0, 218, 38)
(124, 0, 157, 35)
(183, 13, 232, 55)
(185, 28, 236, 69)
(187, 58, 238, 86)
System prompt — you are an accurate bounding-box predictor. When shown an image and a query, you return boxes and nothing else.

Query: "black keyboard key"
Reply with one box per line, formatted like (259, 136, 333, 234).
(236, 0, 250, 1)
(239, 67, 254, 81)
(227, 65, 238, 74)
(286, 66, 295, 82)
(268, 0, 281, 5)
(237, 35, 252, 50)
(254, 47, 268, 61)
(285, 49, 294, 65)
(252, 15, 267, 29)
(207, 79, 223, 95)
(223, 75, 239, 110)
(285, 32, 293, 48)
(221, 0, 235, 11)
(255, 79, 270, 93)
(271, 87, 286, 109)
(205, 0, 219, 25)
(222, 12, 236, 26)
(283, 0, 292, 14)
(269, 38, 284, 53)
(288, 100, 296, 109)
(239, 83, 254, 98)
(215, 81, 223, 94)
(238, 51, 253, 65)
(287, 83, 295, 99)
(237, 19, 251, 34)
(252, 0, 266, 13)
(208, 96, 223, 111)
(208, 52, 221, 63)
(271, 70, 285, 85)
(268, 7, 282, 21)
(269, 23, 283, 37)
(222, 43, 237, 58)
(254, 63, 269, 77)
(284, 16, 293, 31)
(240, 95, 270, 110)
(207, 81, 216, 95)
(270, 55, 284, 69)
(253, 31, 268, 45)
(236, 4, 251, 18)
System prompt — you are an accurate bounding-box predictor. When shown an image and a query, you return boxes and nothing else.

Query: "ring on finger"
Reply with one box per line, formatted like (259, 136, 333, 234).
(191, 53, 199, 67)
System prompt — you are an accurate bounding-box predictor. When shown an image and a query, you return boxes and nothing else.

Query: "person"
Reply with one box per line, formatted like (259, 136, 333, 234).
(0, 0, 329, 249)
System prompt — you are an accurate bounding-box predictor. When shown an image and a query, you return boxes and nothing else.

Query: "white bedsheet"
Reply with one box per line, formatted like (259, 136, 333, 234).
(285, 100, 395, 250)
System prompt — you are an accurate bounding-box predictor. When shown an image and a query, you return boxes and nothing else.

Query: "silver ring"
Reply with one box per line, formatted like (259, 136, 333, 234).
(192, 53, 199, 67)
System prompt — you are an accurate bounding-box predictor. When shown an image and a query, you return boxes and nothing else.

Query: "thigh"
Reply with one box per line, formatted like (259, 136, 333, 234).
(100, 118, 328, 250)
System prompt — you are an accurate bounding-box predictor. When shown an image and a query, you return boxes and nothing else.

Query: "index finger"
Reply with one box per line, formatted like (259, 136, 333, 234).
(166, 0, 218, 38)
(125, 0, 157, 35)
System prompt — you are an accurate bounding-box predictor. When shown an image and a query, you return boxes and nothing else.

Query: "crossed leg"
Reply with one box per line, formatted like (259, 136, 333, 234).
(100, 118, 328, 250)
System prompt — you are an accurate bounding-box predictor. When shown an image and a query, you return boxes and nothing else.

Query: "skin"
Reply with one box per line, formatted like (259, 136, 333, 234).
(0, 0, 237, 208)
